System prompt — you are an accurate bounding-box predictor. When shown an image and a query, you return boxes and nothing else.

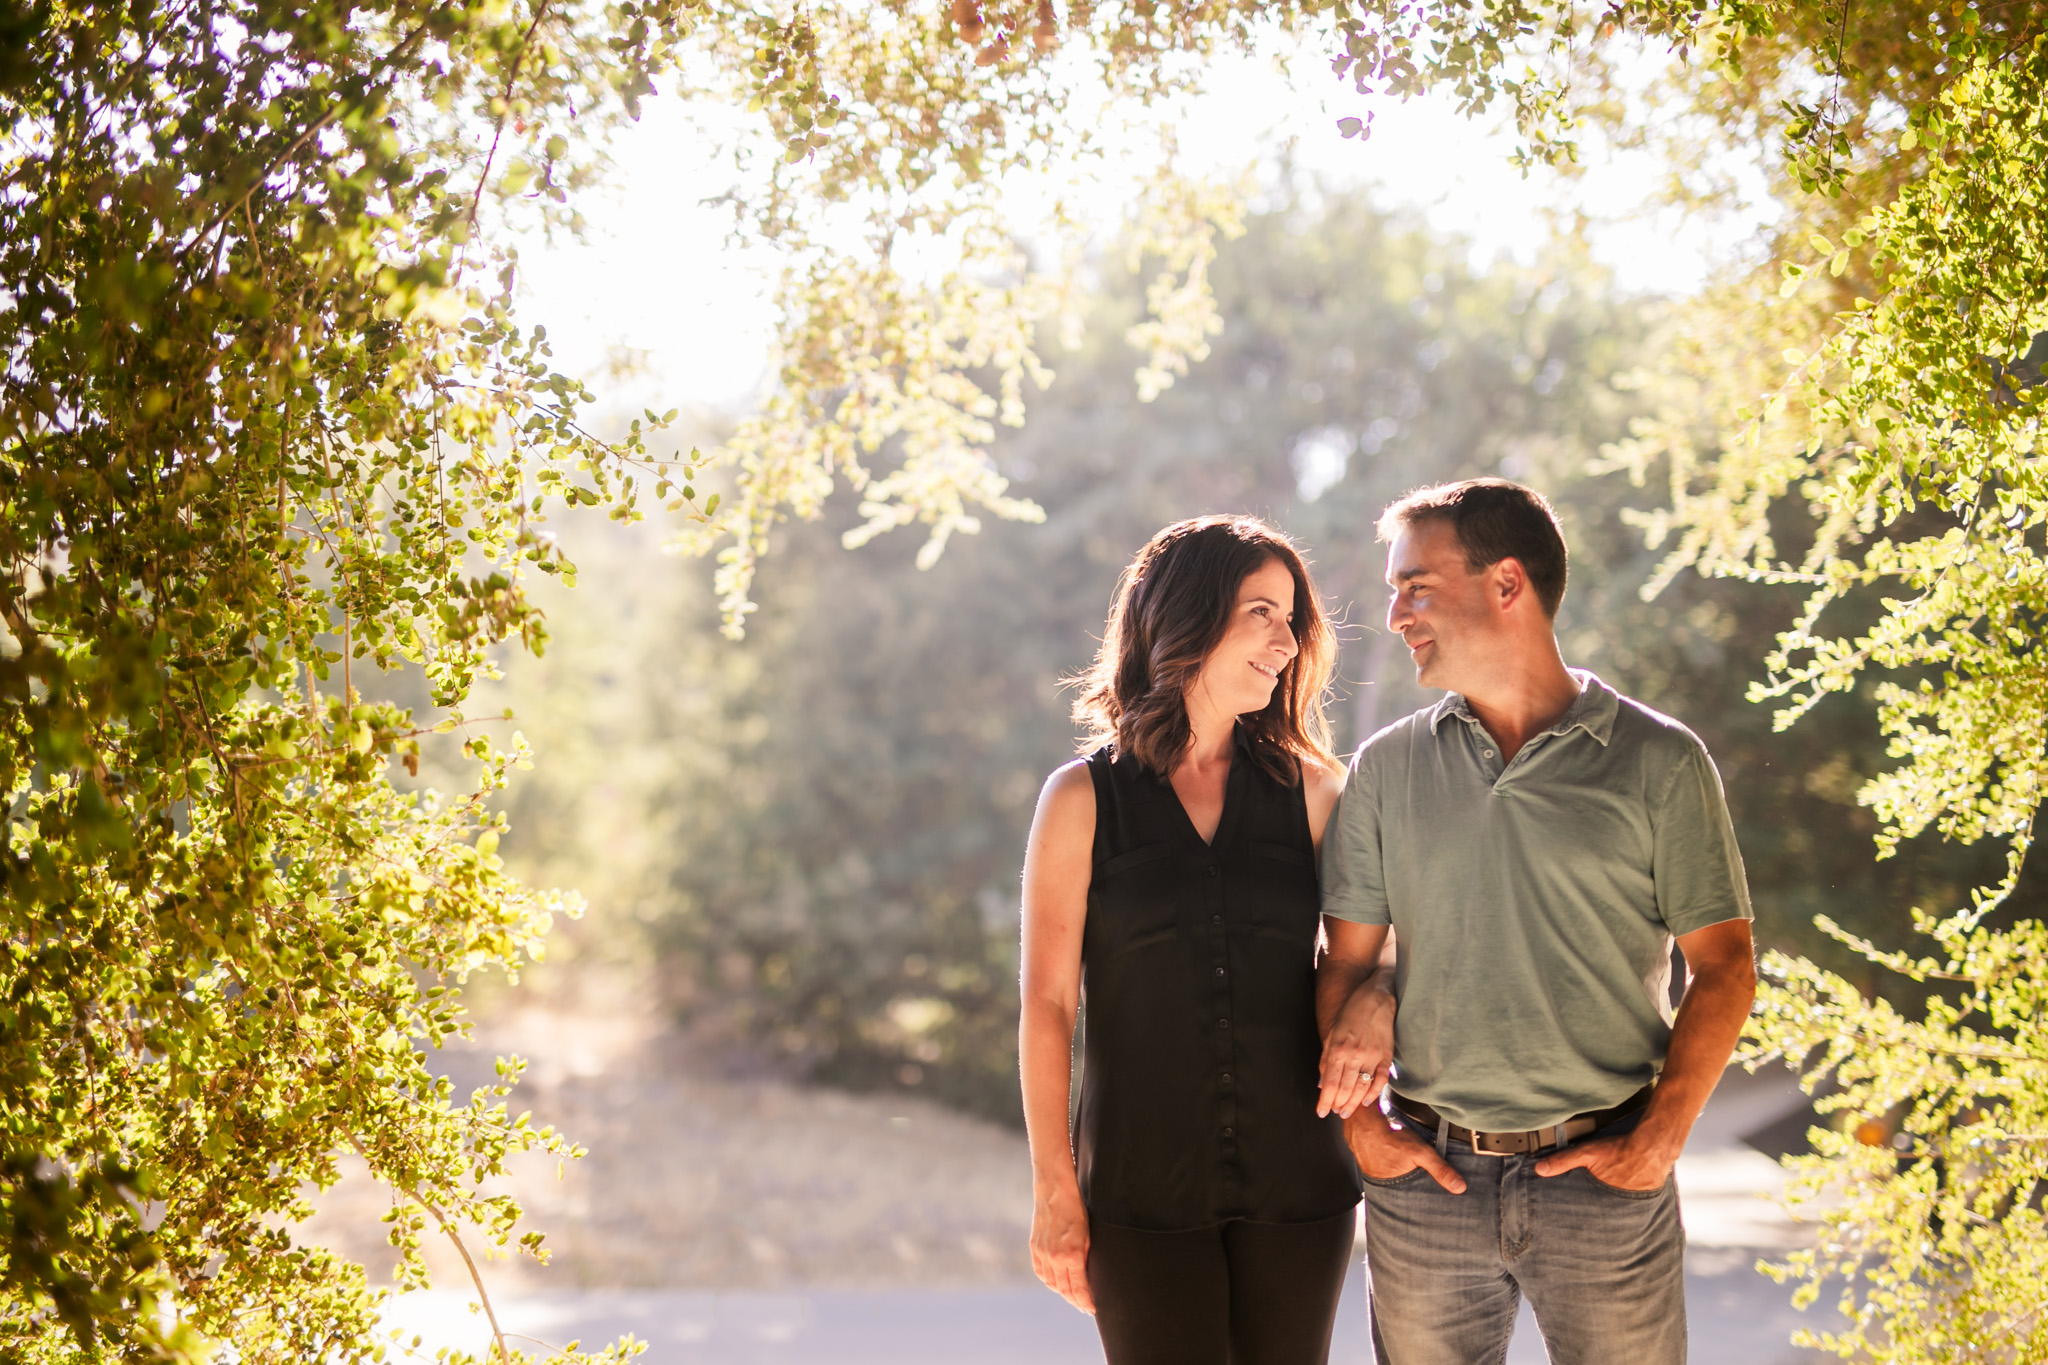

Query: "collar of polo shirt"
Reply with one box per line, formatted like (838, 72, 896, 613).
(1425, 667, 1620, 748)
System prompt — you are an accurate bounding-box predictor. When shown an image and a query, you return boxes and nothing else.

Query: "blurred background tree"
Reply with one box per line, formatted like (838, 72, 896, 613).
(483, 184, 2038, 1137)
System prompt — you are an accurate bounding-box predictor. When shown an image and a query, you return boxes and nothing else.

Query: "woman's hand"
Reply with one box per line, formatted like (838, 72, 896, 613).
(1316, 976, 1394, 1118)
(1029, 1181, 1094, 1314)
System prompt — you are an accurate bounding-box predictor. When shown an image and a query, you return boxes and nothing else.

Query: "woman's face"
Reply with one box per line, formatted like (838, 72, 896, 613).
(1187, 556, 1300, 719)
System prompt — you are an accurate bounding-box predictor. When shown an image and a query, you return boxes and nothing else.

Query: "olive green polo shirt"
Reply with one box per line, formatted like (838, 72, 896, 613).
(1320, 670, 1752, 1133)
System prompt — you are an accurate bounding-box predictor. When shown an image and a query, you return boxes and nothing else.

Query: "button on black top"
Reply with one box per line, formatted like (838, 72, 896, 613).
(1074, 731, 1362, 1231)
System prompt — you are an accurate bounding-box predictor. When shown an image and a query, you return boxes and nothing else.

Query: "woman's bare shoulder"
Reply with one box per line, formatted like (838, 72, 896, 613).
(1302, 752, 1346, 848)
(1301, 752, 1348, 801)
(1027, 759, 1097, 868)
(1038, 757, 1096, 814)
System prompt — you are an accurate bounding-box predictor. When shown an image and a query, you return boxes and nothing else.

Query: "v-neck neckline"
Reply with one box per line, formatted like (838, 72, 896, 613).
(1167, 735, 1243, 850)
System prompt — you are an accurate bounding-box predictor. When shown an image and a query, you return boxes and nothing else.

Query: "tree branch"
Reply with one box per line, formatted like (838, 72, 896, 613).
(464, 1, 554, 243)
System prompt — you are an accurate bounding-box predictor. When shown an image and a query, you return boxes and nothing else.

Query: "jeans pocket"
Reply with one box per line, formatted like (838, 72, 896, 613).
(1361, 1166, 1434, 1190)
(1578, 1168, 1668, 1200)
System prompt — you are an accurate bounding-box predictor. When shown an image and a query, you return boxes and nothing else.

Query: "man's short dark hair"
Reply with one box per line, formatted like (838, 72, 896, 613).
(1376, 479, 1568, 618)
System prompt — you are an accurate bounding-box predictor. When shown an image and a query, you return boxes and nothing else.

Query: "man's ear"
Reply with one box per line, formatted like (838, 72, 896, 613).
(1490, 556, 1529, 614)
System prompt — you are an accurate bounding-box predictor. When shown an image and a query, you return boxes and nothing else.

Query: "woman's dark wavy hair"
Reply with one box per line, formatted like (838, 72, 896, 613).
(1072, 515, 1336, 784)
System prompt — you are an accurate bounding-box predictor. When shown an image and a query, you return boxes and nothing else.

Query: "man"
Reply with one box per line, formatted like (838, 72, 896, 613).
(1312, 479, 1756, 1364)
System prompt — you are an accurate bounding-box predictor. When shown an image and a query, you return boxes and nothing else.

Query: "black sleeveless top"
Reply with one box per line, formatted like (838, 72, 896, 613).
(1075, 732, 1361, 1230)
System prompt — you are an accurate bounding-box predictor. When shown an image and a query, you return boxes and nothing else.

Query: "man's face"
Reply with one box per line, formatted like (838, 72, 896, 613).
(1384, 518, 1500, 693)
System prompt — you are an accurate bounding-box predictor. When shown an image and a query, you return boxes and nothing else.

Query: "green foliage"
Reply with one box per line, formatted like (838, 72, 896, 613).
(1747, 921, 2048, 1362)
(0, 0, 703, 1357)
(1592, 11, 2048, 1363)
(5, 0, 2041, 1355)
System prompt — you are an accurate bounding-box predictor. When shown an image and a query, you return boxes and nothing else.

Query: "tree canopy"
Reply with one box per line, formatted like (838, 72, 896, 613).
(3, 0, 2045, 1359)
(1611, 13, 2048, 1361)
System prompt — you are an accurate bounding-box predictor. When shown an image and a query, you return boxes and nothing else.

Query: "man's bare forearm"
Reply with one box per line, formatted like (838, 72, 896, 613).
(1316, 957, 1374, 1038)
(1632, 955, 1756, 1159)
(1315, 922, 1392, 1037)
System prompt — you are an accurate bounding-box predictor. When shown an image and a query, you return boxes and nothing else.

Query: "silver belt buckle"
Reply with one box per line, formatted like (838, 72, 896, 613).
(1473, 1122, 1576, 1156)
(1471, 1129, 1535, 1156)
(1395, 1097, 1577, 1157)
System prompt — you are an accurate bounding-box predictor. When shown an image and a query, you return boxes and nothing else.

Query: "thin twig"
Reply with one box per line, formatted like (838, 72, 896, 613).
(464, 1, 554, 242)
(351, 1137, 514, 1365)
(314, 435, 356, 706)
(190, 14, 440, 251)
(428, 1202, 512, 1365)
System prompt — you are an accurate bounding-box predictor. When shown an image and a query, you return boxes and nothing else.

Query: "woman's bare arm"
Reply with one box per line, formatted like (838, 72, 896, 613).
(1019, 760, 1095, 1314)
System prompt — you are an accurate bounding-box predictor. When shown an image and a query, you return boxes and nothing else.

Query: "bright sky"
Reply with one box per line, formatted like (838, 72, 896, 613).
(516, 41, 1773, 416)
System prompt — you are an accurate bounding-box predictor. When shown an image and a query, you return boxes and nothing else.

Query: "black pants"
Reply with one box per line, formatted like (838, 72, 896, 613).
(1087, 1209, 1358, 1365)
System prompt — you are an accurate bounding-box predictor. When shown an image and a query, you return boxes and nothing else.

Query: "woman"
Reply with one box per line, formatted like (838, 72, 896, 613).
(1019, 515, 1362, 1364)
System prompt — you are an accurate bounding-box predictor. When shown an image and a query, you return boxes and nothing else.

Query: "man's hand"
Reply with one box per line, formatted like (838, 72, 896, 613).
(1533, 1130, 1677, 1191)
(1346, 1106, 1467, 1194)
(1029, 1181, 1094, 1314)
(1317, 976, 1394, 1118)
(1535, 918, 1756, 1193)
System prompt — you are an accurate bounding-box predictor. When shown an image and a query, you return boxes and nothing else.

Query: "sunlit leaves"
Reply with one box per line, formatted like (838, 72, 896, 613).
(5, 0, 2037, 1358)
(0, 0, 695, 1359)
(1613, 22, 2048, 1365)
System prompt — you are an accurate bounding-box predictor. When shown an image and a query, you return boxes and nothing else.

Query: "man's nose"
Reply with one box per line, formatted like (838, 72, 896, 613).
(1387, 593, 1410, 633)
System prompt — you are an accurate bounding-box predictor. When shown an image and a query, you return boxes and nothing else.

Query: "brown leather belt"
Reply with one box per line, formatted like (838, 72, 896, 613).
(1388, 1086, 1654, 1157)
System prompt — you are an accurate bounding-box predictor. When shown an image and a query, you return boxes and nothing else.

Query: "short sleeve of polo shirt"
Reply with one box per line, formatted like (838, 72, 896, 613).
(1319, 746, 1388, 926)
(1650, 737, 1753, 936)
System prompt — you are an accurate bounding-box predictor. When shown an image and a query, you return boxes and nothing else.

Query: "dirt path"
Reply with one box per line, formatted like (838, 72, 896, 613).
(301, 1003, 1039, 1292)
(304, 998, 1824, 1308)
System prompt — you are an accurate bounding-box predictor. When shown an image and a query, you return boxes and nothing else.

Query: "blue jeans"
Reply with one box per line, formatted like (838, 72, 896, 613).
(1359, 1131, 1686, 1365)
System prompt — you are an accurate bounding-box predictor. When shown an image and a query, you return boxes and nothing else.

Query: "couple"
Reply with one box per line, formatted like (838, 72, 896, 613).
(1019, 480, 1757, 1364)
